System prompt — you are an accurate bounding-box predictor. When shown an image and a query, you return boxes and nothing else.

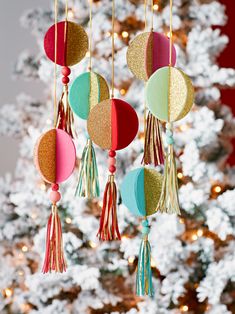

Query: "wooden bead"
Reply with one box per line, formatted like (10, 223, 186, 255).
(49, 190, 61, 203)
(62, 66, 71, 77)
(109, 165, 116, 173)
(109, 150, 116, 157)
(62, 76, 70, 84)
(108, 157, 116, 167)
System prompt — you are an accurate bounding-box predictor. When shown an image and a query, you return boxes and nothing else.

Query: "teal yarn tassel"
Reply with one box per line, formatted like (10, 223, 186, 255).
(136, 219, 154, 297)
(75, 138, 100, 198)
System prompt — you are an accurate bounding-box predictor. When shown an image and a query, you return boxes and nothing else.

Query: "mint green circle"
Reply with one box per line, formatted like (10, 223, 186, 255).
(69, 72, 91, 120)
(145, 66, 169, 121)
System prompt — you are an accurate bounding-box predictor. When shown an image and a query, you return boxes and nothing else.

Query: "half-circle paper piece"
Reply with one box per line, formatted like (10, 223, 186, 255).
(44, 21, 88, 66)
(146, 66, 194, 122)
(34, 128, 76, 184)
(127, 32, 177, 81)
(87, 98, 139, 151)
(120, 167, 163, 217)
(69, 71, 110, 120)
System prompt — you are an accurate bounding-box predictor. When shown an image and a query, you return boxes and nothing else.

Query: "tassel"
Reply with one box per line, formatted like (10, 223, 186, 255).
(42, 204, 67, 273)
(56, 85, 76, 139)
(157, 132, 180, 214)
(142, 112, 164, 166)
(97, 175, 121, 241)
(136, 219, 154, 297)
(75, 138, 100, 198)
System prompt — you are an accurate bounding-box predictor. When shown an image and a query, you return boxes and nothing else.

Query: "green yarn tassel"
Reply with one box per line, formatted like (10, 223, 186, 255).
(136, 219, 154, 297)
(75, 138, 100, 198)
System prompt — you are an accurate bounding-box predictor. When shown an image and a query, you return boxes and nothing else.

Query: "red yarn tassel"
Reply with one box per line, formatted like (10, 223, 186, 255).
(97, 175, 121, 241)
(42, 205, 66, 273)
(142, 111, 164, 166)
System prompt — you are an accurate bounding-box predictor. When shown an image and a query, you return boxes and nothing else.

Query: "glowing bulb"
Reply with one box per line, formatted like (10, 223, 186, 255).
(151, 258, 156, 268)
(120, 88, 126, 95)
(179, 124, 189, 132)
(153, 4, 159, 11)
(179, 218, 184, 224)
(22, 245, 28, 253)
(181, 305, 188, 312)
(191, 234, 198, 241)
(89, 241, 98, 248)
(18, 270, 24, 276)
(86, 51, 90, 58)
(214, 186, 222, 193)
(121, 235, 128, 241)
(177, 172, 183, 179)
(106, 31, 111, 37)
(122, 31, 129, 38)
(67, 8, 75, 19)
(4, 288, 13, 298)
(114, 32, 118, 38)
(40, 182, 46, 191)
(65, 217, 72, 224)
(128, 256, 135, 264)
(166, 31, 171, 38)
(197, 229, 203, 237)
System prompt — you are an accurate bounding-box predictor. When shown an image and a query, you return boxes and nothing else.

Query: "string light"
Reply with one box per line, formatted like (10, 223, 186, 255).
(151, 258, 156, 267)
(180, 305, 189, 312)
(191, 233, 198, 241)
(153, 4, 159, 11)
(40, 182, 46, 191)
(197, 229, 203, 237)
(89, 240, 98, 248)
(179, 124, 190, 132)
(120, 88, 126, 95)
(214, 185, 222, 193)
(65, 217, 72, 224)
(179, 218, 184, 224)
(18, 270, 24, 276)
(166, 31, 171, 38)
(86, 51, 91, 58)
(128, 256, 135, 264)
(21, 245, 28, 253)
(177, 172, 183, 179)
(67, 8, 75, 19)
(4, 288, 13, 298)
(122, 31, 129, 38)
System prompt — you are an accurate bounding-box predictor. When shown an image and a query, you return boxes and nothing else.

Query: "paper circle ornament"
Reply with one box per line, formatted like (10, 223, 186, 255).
(87, 99, 139, 151)
(69, 71, 110, 120)
(120, 167, 163, 217)
(146, 66, 194, 122)
(44, 21, 88, 66)
(34, 129, 76, 184)
(127, 31, 177, 81)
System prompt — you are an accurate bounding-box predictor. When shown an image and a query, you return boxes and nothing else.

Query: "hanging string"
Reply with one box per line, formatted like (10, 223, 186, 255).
(151, 0, 154, 31)
(143, 0, 148, 139)
(65, 0, 68, 20)
(169, 0, 173, 67)
(53, 0, 58, 128)
(88, 0, 93, 71)
(111, 0, 115, 98)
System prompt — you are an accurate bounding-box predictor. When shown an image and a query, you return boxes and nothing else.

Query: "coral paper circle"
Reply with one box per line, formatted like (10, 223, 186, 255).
(127, 31, 177, 81)
(44, 21, 88, 66)
(69, 71, 110, 120)
(146, 66, 194, 122)
(34, 129, 76, 184)
(120, 167, 163, 217)
(87, 98, 139, 151)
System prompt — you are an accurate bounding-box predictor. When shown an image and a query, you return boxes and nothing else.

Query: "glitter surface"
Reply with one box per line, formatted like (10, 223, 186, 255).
(90, 72, 99, 110)
(34, 129, 56, 184)
(66, 22, 88, 66)
(144, 168, 163, 216)
(145, 32, 153, 79)
(127, 32, 149, 81)
(87, 99, 112, 150)
(169, 67, 194, 122)
(98, 74, 110, 103)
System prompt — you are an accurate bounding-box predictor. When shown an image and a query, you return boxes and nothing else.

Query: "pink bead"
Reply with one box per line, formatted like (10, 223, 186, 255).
(109, 150, 116, 157)
(61, 66, 71, 77)
(62, 76, 70, 84)
(109, 165, 116, 174)
(49, 191, 61, 204)
(51, 183, 59, 191)
(108, 157, 116, 166)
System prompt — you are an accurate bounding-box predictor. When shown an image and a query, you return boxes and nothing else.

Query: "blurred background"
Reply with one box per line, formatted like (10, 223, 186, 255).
(0, 0, 234, 313)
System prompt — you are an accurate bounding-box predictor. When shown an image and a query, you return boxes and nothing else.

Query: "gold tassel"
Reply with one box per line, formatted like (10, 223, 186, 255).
(157, 144, 180, 215)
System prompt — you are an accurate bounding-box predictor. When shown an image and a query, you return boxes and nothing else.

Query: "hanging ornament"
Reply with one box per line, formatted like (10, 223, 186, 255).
(34, 129, 76, 273)
(87, 0, 139, 241)
(44, 9, 88, 138)
(127, 31, 177, 82)
(126, 0, 175, 167)
(146, 0, 194, 215)
(120, 167, 163, 296)
(68, 0, 110, 198)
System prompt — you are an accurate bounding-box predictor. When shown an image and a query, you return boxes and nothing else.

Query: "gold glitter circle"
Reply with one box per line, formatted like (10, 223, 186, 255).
(87, 99, 112, 150)
(126, 32, 150, 81)
(144, 168, 163, 216)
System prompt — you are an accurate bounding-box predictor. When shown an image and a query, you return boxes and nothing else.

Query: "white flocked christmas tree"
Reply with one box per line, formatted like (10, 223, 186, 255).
(0, 0, 235, 313)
